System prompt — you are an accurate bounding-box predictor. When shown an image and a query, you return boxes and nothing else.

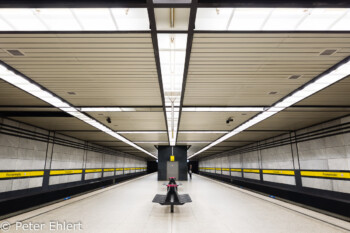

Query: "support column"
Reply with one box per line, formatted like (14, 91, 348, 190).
(42, 131, 55, 190)
(158, 146, 187, 181)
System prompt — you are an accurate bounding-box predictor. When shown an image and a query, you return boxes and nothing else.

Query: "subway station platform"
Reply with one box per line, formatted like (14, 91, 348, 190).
(1, 173, 349, 233)
(0, 1, 350, 232)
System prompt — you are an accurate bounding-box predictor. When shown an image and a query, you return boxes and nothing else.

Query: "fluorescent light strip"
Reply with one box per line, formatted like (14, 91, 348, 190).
(0, 8, 150, 31)
(79, 107, 164, 112)
(133, 142, 168, 144)
(118, 131, 167, 134)
(177, 141, 213, 144)
(179, 131, 229, 134)
(80, 107, 127, 112)
(196, 8, 350, 31)
(131, 141, 213, 144)
(158, 34, 188, 146)
(0, 64, 157, 159)
(189, 59, 350, 158)
(182, 107, 265, 112)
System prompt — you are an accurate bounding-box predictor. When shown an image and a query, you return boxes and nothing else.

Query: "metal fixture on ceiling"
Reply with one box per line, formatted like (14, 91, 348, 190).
(170, 8, 175, 27)
(320, 49, 337, 56)
(5, 49, 25, 56)
(106, 117, 112, 124)
(288, 75, 302, 80)
(226, 117, 233, 124)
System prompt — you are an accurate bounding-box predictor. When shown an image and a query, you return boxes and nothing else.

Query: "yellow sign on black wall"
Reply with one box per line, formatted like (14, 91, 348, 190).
(170, 155, 175, 161)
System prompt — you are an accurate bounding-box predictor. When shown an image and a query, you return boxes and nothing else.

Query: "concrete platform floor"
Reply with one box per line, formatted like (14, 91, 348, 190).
(1, 173, 349, 233)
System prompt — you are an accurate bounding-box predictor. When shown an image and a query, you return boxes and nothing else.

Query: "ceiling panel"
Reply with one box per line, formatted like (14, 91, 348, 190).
(177, 132, 225, 141)
(9, 117, 97, 131)
(2, 31, 350, 161)
(177, 142, 210, 146)
(59, 131, 153, 158)
(121, 133, 168, 142)
(88, 112, 167, 131)
(187, 144, 207, 155)
(179, 111, 258, 130)
(0, 33, 162, 106)
(184, 33, 350, 106)
(0, 81, 49, 106)
(137, 144, 158, 154)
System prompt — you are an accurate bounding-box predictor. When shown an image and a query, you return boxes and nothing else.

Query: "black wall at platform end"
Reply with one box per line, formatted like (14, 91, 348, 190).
(188, 161, 199, 174)
(158, 146, 188, 181)
(147, 161, 158, 174)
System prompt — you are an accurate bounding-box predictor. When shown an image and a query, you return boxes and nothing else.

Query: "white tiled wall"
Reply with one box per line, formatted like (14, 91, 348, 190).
(0, 118, 146, 194)
(0, 119, 47, 171)
(199, 116, 350, 193)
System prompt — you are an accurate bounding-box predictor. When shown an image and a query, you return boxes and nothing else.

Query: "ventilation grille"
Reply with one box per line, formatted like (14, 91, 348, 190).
(288, 75, 302, 80)
(320, 49, 337, 56)
(6, 49, 25, 56)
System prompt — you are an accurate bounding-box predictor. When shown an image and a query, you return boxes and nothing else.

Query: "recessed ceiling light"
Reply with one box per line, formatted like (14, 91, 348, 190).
(320, 49, 337, 56)
(269, 91, 278, 95)
(6, 49, 25, 56)
(288, 75, 302, 80)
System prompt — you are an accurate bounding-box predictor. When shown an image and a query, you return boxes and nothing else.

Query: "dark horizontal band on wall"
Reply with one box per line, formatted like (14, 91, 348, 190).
(199, 168, 350, 180)
(0, 111, 72, 117)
